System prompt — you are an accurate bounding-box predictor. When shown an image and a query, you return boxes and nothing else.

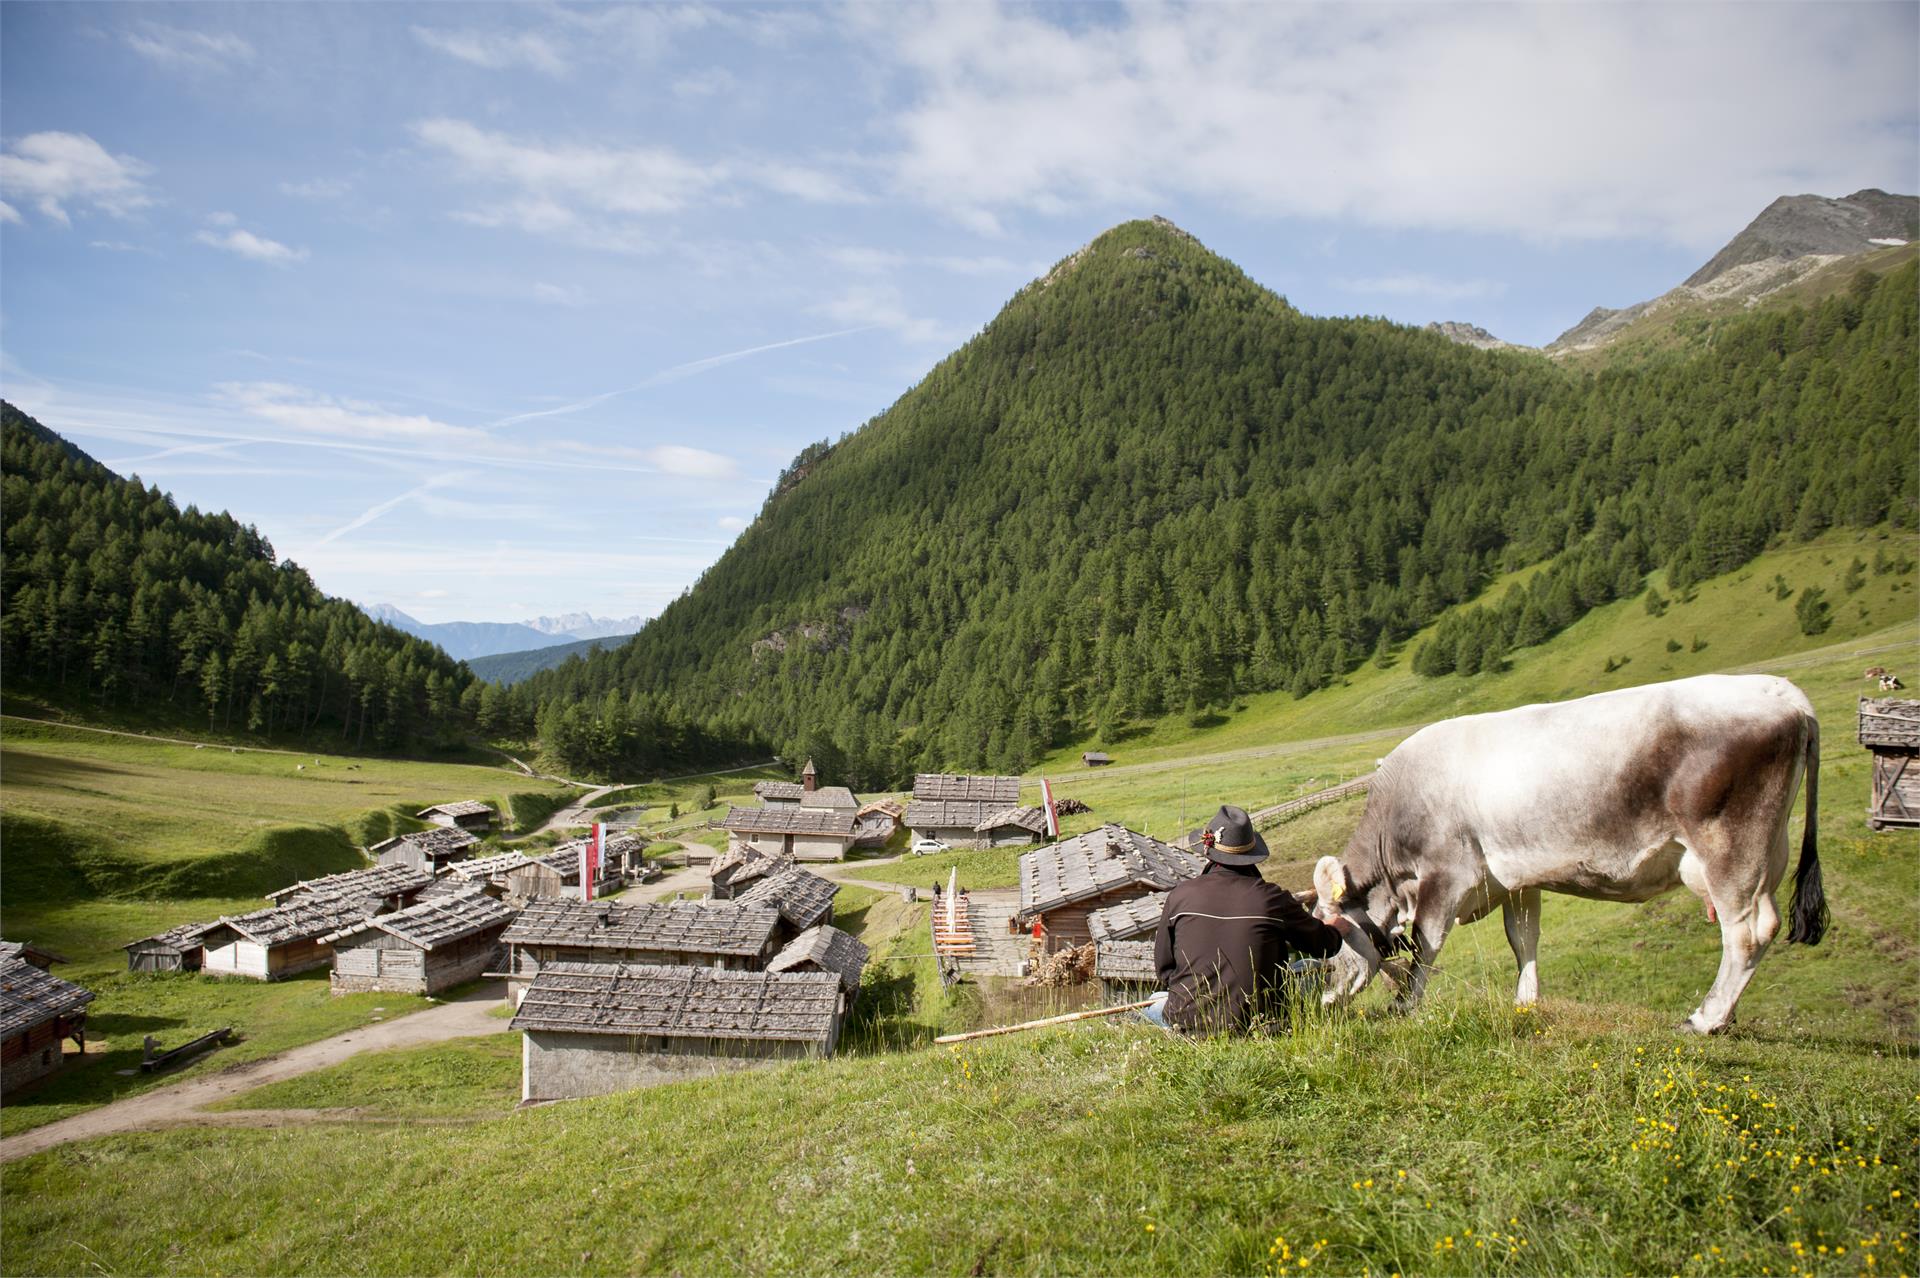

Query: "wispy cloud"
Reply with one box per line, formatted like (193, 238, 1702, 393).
(196, 215, 307, 264)
(1337, 273, 1505, 302)
(88, 239, 155, 254)
(122, 24, 253, 73)
(0, 132, 154, 225)
(317, 472, 472, 546)
(410, 25, 568, 75)
(279, 177, 352, 200)
(812, 284, 952, 344)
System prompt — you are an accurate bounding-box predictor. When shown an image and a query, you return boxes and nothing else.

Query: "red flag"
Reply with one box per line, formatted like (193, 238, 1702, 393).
(1041, 778, 1060, 840)
(581, 823, 603, 902)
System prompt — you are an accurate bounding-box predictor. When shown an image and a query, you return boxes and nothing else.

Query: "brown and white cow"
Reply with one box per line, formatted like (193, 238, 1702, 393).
(1331, 674, 1826, 1034)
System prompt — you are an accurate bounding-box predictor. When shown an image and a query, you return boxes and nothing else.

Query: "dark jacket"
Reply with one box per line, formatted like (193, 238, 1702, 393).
(1153, 863, 1343, 1033)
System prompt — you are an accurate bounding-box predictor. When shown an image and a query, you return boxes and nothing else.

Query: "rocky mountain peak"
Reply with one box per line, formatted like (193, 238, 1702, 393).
(1425, 320, 1518, 351)
(1683, 189, 1918, 288)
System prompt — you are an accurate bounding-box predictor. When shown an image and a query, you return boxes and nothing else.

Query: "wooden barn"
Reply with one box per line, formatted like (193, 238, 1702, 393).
(720, 805, 858, 862)
(853, 798, 904, 849)
(123, 922, 214, 973)
(496, 898, 782, 1004)
(1082, 751, 1114, 767)
(1, 958, 94, 1095)
(1860, 698, 1920, 831)
(371, 826, 482, 875)
(904, 774, 1034, 849)
(417, 800, 496, 833)
(499, 843, 625, 901)
(325, 891, 517, 995)
(1094, 939, 1158, 1004)
(734, 865, 840, 939)
(511, 962, 844, 1102)
(765, 924, 869, 1012)
(265, 864, 432, 908)
(1018, 826, 1201, 955)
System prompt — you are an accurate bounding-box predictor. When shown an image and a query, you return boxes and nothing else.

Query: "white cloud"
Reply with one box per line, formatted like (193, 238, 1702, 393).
(196, 219, 307, 265)
(410, 25, 568, 75)
(88, 239, 152, 253)
(1338, 274, 1505, 302)
(646, 444, 737, 479)
(812, 284, 952, 344)
(219, 382, 487, 449)
(861, 3, 1918, 247)
(673, 67, 737, 98)
(123, 25, 254, 72)
(0, 132, 154, 225)
(531, 282, 587, 307)
(0, 201, 22, 225)
(718, 515, 746, 531)
(279, 177, 352, 200)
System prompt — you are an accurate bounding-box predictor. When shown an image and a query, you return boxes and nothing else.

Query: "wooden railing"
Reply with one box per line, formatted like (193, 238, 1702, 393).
(1248, 774, 1374, 831)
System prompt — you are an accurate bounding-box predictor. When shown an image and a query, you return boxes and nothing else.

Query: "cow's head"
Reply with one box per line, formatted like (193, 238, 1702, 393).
(1330, 842, 1420, 959)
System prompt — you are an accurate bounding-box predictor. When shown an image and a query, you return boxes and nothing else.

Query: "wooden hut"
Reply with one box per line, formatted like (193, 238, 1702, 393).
(720, 805, 858, 862)
(1860, 698, 1920, 831)
(1086, 892, 1168, 944)
(709, 846, 783, 899)
(1094, 939, 1158, 1004)
(372, 827, 482, 875)
(496, 898, 782, 1004)
(265, 864, 432, 907)
(199, 893, 392, 980)
(325, 891, 517, 995)
(1, 958, 94, 1095)
(124, 922, 213, 973)
(734, 865, 840, 939)
(1082, 751, 1114, 767)
(1018, 826, 1201, 955)
(765, 924, 870, 1012)
(0, 941, 70, 972)
(416, 800, 496, 833)
(853, 798, 904, 849)
(510, 962, 843, 1101)
(904, 774, 1029, 849)
(973, 805, 1050, 847)
(502, 843, 625, 901)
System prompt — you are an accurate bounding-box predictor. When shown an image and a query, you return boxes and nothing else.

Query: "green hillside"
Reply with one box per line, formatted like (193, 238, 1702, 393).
(465, 631, 637, 686)
(515, 220, 1916, 785)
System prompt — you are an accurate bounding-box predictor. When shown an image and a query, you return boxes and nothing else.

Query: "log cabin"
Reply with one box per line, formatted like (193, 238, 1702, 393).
(0, 958, 94, 1095)
(1860, 697, 1920, 831)
(511, 962, 843, 1102)
(371, 826, 482, 875)
(416, 800, 496, 833)
(496, 898, 782, 1004)
(733, 865, 840, 940)
(123, 922, 214, 973)
(1018, 826, 1201, 955)
(325, 890, 518, 995)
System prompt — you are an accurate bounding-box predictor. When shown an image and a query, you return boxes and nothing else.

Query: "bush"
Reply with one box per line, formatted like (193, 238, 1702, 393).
(1795, 586, 1832, 636)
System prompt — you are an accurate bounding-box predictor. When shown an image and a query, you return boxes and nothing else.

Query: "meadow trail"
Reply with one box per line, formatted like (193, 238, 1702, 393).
(0, 981, 509, 1165)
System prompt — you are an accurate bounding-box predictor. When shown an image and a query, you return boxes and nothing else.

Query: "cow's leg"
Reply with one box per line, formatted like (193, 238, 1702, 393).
(1682, 824, 1787, 1034)
(1503, 887, 1543, 1006)
(1391, 874, 1468, 1013)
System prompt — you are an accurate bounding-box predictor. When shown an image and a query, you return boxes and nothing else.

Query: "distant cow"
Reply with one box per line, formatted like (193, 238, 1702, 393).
(1331, 674, 1825, 1034)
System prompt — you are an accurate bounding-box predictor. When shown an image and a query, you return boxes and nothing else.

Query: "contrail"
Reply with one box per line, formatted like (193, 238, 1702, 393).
(488, 325, 877, 429)
(314, 473, 471, 546)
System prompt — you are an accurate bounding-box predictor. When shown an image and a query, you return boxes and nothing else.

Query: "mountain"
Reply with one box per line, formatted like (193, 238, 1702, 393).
(0, 404, 479, 748)
(1549, 189, 1918, 356)
(467, 632, 640, 686)
(358, 605, 646, 660)
(1425, 321, 1517, 350)
(512, 216, 1915, 783)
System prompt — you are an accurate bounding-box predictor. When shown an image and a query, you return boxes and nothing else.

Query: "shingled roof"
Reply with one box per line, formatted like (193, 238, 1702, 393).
(510, 962, 842, 1044)
(913, 774, 1021, 804)
(0, 940, 69, 968)
(206, 893, 386, 948)
(417, 800, 494, 820)
(755, 780, 804, 802)
(801, 785, 859, 810)
(975, 805, 1048, 835)
(323, 892, 517, 950)
(123, 921, 218, 953)
(1087, 892, 1169, 942)
(721, 806, 856, 837)
(1095, 939, 1157, 984)
(0, 958, 94, 1038)
(501, 898, 779, 958)
(735, 865, 840, 930)
(447, 851, 537, 882)
(266, 863, 433, 905)
(710, 846, 782, 893)
(766, 925, 870, 993)
(1019, 825, 1202, 919)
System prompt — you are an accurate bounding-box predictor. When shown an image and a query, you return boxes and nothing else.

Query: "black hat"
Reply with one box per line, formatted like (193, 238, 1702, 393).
(1202, 804, 1268, 866)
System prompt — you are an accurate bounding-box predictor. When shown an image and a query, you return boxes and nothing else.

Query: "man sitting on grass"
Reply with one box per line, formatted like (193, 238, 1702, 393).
(1145, 804, 1350, 1033)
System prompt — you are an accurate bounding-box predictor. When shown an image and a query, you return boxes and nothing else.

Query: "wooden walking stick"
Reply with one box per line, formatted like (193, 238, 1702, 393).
(933, 1000, 1156, 1045)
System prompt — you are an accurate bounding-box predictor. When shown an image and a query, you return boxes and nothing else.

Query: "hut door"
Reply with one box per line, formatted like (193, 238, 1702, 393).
(783, 833, 794, 857)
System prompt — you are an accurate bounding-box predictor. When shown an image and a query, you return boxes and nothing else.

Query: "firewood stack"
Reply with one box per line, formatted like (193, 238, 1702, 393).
(1025, 942, 1098, 987)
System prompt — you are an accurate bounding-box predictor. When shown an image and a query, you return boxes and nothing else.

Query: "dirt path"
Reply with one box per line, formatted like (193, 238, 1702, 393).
(0, 981, 510, 1164)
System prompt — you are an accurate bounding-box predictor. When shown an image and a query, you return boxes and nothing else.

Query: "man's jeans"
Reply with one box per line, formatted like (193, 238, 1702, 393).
(1139, 960, 1326, 1032)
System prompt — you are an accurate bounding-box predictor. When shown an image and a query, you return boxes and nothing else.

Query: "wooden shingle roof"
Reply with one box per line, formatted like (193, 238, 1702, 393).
(500, 898, 779, 957)
(800, 786, 859, 811)
(207, 894, 384, 948)
(0, 958, 93, 1038)
(975, 805, 1048, 834)
(912, 773, 1021, 804)
(123, 921, 217, 953)
(903, 800, 993, 829)
(417, 800, 494, 819)
(447, 851, 537, 882)
(1019, 826, 1202, 919)
(266, 863, 433, 904)
(721, 805, 856, 837)
(1087, 892, 1169, 942)
(755, 781, 804, 802)
(710, 846, 781, 892)
(0, 940, 69, 968)
(735, 866, 840, 931)
(1095, 939, 1157, 983)
(1860, 698, 1920, 749)
(323, 892, 517, 950)
(856, 798, 905, 820)
(766, 925, 870, 993)
(510, 962, 841, 1044)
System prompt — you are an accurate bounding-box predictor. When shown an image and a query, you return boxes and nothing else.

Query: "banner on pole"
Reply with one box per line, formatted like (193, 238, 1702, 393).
(1040, 778, 1060, 840)
(580, 823, 604, 902)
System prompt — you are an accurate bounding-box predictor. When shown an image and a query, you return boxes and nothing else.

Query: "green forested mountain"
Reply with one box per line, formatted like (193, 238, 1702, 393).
(0, 404, 479, 750)
(518, 219, 1917, 784)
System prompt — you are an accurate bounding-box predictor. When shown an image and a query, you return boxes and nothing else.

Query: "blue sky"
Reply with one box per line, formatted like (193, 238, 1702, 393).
(3, 3, 1914, 625)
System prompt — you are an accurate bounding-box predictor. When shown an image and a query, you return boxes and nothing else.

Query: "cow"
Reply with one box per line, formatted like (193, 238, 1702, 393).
(1328, 674, 1826, 1034)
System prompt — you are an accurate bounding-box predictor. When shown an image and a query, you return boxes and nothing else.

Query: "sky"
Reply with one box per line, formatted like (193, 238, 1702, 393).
(2, 2, 1915, 626)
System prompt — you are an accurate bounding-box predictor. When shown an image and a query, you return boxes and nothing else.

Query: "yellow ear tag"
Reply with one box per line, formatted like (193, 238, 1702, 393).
(1330, 882, 1344, 904)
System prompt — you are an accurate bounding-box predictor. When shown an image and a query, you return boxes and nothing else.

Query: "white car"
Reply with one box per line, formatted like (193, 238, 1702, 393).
(910, 836, 949, 856)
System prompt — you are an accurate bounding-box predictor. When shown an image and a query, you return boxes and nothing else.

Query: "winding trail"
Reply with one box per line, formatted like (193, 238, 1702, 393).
(0, 982, 509, 1165)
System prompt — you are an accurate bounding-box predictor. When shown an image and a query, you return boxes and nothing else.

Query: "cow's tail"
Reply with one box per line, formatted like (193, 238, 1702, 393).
(1787, 713, 1828, 945)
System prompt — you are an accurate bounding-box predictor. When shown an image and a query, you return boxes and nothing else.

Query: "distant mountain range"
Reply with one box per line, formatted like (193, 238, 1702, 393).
(1427, 188, 1918, 356)
(360, 603, 645, 661)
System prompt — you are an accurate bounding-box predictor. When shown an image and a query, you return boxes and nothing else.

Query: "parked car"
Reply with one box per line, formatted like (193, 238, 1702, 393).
(910, 836, 949, 856)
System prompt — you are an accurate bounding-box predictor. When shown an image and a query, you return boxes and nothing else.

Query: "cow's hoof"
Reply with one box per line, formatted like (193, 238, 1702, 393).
(1678, 1015, 1729, 1036)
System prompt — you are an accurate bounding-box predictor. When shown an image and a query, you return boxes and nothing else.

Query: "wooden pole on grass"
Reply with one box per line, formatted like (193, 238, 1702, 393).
(933, 999, 1156, 1045)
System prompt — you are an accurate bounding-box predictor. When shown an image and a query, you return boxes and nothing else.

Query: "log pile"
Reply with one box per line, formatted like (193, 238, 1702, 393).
(1025, 942, 1098, 987)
